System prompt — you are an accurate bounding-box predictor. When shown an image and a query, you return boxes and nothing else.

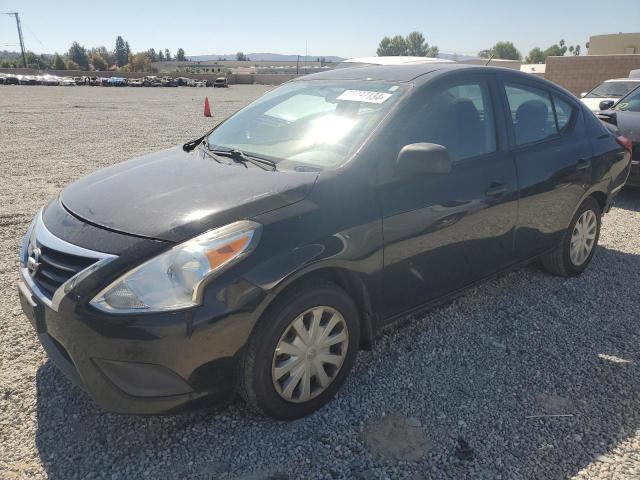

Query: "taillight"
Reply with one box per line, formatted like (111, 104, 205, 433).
(617, 135, 633, 155)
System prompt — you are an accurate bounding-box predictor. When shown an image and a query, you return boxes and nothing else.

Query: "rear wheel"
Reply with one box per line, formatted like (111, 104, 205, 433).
(540, 197, 601, 277)
(239, 280, 360, 419)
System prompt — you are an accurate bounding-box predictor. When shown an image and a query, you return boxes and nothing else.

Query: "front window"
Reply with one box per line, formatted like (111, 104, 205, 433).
(615, 88, 640, 112)
(586, 81, 640, 98)
(206, 81, 405, 169)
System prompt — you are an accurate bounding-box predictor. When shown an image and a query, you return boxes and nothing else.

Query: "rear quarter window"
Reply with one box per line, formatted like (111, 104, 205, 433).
(552, 95, 577, 133)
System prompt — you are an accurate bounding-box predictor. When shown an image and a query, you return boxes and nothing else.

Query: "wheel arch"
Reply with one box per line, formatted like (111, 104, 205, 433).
(252, 267, 377, 351)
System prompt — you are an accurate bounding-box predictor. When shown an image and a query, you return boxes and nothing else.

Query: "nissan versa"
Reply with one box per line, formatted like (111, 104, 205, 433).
(18, 64, 631, 419)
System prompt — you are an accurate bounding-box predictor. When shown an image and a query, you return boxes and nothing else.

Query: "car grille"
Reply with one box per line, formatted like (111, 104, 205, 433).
(32, 245, 99, 299)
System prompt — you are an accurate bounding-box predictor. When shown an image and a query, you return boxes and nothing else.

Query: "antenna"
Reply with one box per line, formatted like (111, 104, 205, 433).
(484, 54, 494, 66)
(4, 12, 27, 68)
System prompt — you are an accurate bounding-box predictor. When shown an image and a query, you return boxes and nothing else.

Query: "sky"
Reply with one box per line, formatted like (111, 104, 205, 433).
(1, 0, 640, 59)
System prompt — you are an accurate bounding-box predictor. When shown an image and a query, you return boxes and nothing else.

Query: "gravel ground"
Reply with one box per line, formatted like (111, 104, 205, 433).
(1, 85, 639, 480)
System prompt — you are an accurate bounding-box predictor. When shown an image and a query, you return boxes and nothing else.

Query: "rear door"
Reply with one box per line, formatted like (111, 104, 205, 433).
(497, 76, 591, 259)
(376, 73, 518, 319)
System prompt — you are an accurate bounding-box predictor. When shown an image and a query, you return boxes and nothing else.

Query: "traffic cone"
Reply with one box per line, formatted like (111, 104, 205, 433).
(204, 97, 212, 117)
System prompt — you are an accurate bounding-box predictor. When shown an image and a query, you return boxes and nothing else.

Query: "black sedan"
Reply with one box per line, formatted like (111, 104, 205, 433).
(597, 88, 640, 187)
(17, 64, 631, 419)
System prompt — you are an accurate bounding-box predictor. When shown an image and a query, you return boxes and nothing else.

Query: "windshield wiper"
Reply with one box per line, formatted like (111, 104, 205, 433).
(209, 147, 277, 171)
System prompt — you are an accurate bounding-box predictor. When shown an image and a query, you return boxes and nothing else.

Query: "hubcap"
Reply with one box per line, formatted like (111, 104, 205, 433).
(272, 306, 349, 403)
(570, 209, 597, 266)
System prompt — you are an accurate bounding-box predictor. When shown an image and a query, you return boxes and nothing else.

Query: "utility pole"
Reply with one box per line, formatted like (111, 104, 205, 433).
(5, 12, 27, 68)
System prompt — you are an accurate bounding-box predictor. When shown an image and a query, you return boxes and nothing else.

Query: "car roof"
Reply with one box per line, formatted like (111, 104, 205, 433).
(296, 63, 543, 84)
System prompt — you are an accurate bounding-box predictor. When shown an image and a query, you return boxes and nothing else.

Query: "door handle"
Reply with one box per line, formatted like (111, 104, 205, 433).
(486, 181, 507, 197)
(576, 159, 591, 171)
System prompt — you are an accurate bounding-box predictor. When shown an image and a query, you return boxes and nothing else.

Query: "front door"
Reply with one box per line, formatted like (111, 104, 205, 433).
(376, 74, 518, 320)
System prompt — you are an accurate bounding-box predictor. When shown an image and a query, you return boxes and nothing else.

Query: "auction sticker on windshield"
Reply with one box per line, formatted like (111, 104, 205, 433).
(337, 90, 393, 104)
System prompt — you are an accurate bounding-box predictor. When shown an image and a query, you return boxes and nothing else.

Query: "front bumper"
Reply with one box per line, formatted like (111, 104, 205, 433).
(17, 266, 266, 414)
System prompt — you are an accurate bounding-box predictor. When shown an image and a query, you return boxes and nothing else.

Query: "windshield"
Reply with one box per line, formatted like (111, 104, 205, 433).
(587, 81, 640, 98)
(615, 87, 640, 112)
(206, 81, 405, 169)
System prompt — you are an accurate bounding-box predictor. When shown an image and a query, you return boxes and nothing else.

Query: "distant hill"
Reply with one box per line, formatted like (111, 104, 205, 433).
(188, 53, 346, 62)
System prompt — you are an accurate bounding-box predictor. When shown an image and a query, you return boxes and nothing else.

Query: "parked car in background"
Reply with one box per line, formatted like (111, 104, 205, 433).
(214, 77, 229, 88)
(580, 78, 640, 111)
(175, 77, 190, 86)
(339, 56, 455, 68)
(60, 77, 76, 86)
(161, 77, 177, 87)
(143, 76, 162, 87)
(19, 75, 38, 85)
(128, 78, 143, 87)
(597, 87, 640, 187)
(40, 75, 60, 86)
(3, 74, 19, 85)
(17, 64, 632, 420)
(195, 80, 207, 87)
(73, 77, 85, 86)
(109, 77, 128, 87)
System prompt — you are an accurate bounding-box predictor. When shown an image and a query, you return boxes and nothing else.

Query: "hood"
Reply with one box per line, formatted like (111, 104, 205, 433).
(61, 146, 318, 242)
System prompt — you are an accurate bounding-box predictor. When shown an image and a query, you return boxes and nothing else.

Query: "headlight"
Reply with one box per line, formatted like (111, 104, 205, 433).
(90, 221, 261, 313)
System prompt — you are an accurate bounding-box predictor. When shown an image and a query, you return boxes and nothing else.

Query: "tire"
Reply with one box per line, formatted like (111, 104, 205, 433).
(239, 280, 360, 420)
(540, 197, 601, 277)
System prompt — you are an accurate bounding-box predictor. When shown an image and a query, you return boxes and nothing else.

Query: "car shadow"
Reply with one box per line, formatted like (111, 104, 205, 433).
(35, 244, 640, 479)
(613, 187, 640, 212)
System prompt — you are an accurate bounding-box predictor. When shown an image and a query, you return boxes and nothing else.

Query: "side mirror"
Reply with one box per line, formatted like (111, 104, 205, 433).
(580, 92, 587, 98)
(599, 100, 615, 111)
(396, 143, 452, 175)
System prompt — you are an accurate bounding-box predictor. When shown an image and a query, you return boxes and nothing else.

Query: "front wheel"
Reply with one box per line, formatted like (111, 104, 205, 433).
(239, 280, 360, 419)
(540, 197, 601, 277)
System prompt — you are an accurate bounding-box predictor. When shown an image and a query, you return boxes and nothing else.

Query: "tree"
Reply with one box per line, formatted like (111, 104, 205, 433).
(525, 47, 546, 63)
(158, 49, 165, 61)
(377, 32, 438, 57)
(176, 48, 186, 61)
(478, 41, 521, 60)
(115, 36, 128, 67)
(125, 42, 132, 59)
(406, 31, 428, 56)
(127, 52, 155, 72)
(90, 52, 107, 71)
(52, 53, 66, 70)
(389, 35, 408, 56)
(236, 52, 248, 61)
(65, 59, 80, 70)
(525, 39, 581, 63)
(147, 48, 157, 62)
(68, 42, 89, 69)
(26, 51, 50, 69)
(164, 49, 172, 61)
(377, 37, 392, 56)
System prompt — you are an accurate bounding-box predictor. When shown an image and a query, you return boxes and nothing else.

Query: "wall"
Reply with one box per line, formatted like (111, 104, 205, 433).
(588, 33, 640, 55)
(545, 55, 640, 95)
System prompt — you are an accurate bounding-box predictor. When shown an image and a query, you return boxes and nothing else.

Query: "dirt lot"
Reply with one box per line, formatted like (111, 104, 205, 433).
(1, 85, 639, 480)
